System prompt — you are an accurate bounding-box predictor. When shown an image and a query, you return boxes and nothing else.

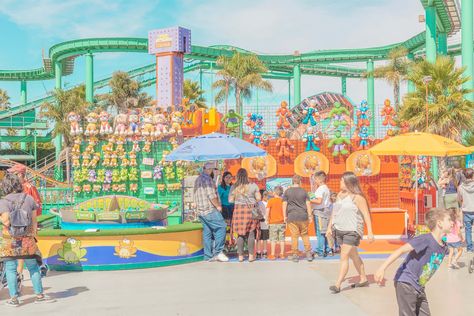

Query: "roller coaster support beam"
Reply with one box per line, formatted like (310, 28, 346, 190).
(54, 61, 63, 180)
(438, 33, 447, 55)
(341, 76, 347, 95)
(293, 64, 301, 106)
(462, 0, 474, 101)
(85, 53, 94, 103)
(407, 53, 415, 93)
(20, 80, 27, 150)
(425, 2, 437, 63)
(367, 59, 375, 136)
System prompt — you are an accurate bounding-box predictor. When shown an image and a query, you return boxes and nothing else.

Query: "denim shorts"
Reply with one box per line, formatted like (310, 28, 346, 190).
(448, 241, 464, 248)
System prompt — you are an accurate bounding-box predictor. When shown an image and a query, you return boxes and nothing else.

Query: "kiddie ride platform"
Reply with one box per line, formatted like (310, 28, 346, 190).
(39, 195, 204, 271)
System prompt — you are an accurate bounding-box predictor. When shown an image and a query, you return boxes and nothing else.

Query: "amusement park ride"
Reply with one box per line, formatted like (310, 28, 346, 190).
(0, 0, 472, 270)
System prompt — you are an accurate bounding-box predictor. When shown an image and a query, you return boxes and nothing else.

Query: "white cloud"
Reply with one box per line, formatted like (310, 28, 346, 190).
(0, 0, 156, 39)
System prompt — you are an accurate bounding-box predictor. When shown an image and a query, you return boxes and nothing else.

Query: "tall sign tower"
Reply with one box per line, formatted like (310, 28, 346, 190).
(148, 27, 191, 108)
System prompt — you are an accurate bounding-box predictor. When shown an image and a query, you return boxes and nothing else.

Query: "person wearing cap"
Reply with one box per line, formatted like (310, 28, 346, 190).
(193, 162, 229, 262)
(7, 164, 42, 217)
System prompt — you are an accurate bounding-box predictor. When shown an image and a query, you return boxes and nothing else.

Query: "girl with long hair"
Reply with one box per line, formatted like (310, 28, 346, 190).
(218, 171, 235, 222)
(326, 171, 374, 293)
(229, 168, 261, 262)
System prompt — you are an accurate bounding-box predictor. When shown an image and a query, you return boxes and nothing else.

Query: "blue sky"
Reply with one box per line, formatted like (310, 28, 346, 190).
(0, 0, 428, 107)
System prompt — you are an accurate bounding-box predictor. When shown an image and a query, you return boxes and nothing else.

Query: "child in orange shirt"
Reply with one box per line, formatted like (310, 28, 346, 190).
(266, 186, 286, 259)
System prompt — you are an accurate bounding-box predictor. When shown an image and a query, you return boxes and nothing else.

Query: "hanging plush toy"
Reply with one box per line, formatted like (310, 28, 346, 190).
(82, 152, 91, 168)
(222, 109, 243, 136)
(68, 112, 83, 136)
(129, 152, 137, 167)
(84, 112, 99, 136)
(399, 120, 410, 134)
(127, 111, 141, 136)
(276, 129, 294, 158)
(153, 110, 169, 138)
(329, 102, 350, 129)
(302, 126, 320, 152)
(381, 99, 397, 126)
(302, 100, 320, 127)
(141, 111, 155, 136)
(356, 100, 370, 128)
(88, 170, 97, 183)
(99, 111, 113, 135)
(114, 113, 128, 136)
(276, 101, 291, 129)
(153, 165, 163, 180)
(169, 110, 184, 136)
(104, 170, 113, 184)
(357, 126, 370, 150)
(328, 130, 350, 157)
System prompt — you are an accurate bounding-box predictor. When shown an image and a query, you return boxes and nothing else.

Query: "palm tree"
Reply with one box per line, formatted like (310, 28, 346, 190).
(183, 79, 206, 108)
(213, 56, 235, 115)
(213, 52, 272, 137)
(399, 56, 474, 142)
(98, 71, 152, 113)
(40, 85, 90, 147)
(370, 46, 411, 110)
(0, 88, 11, 111)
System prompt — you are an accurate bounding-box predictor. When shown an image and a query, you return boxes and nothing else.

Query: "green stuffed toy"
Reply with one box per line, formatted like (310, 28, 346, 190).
(328, 130, 351, 156)
(328, 102, 350, 128)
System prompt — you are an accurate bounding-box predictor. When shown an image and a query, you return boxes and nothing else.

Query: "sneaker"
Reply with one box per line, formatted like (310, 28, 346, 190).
(279, 253, 286, 259)
(5, 297, 20, 307)
(215, 252, 229, 262)
(35, 295, 56, 304)
(327, 250, 334, 257)
(291, 254, 299, 263)
(262, 252, 267, 259)
(256, 252, 262, 259)
(306, 252, 313, 262)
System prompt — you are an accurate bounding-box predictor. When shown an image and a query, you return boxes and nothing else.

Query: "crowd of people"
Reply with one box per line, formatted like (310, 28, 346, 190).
(193, 162, 474, 315)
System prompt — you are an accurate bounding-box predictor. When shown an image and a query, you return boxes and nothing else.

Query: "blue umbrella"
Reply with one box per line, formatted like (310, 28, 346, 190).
(165, 132, 267, 162)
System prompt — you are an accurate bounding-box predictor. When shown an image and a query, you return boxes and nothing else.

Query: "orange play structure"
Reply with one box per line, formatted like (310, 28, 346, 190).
(226, 138, 410, 238)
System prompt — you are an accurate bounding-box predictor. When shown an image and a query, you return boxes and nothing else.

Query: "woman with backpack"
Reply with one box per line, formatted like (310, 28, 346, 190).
(0, 173, 55, 306)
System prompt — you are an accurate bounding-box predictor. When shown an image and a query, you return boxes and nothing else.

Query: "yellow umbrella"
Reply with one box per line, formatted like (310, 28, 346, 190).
(368, 132, 471, 157)
(368, 132, 470, 226)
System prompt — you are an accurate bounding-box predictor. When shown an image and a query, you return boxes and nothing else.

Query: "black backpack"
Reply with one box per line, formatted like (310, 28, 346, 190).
(6, 194, 31, 238)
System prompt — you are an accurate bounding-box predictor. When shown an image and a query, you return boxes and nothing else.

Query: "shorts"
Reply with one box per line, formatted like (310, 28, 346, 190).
(335, 229, 361, 247)
(448, 241, 463, 248)
(221, 205, 234, 220)
(259, 229, 269, 241)
(269, 224, 286, 242)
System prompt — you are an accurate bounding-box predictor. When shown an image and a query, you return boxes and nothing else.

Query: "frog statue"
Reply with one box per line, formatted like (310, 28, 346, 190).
(328, 130, 350, 157)
(302, 100, 320, 127)
(57, 238, 87, 264)
(114, 238, 137, 259)
(221, 109, 243, 136)
(328, 102, 350, 129)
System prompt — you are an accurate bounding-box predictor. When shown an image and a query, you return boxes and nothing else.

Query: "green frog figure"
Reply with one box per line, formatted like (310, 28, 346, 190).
(58, 238, 87, 264)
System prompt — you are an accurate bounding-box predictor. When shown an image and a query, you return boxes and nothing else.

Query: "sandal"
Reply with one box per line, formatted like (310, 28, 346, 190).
(248, 256, 255, 262)
(329, 285, 341, 294)
(351, 281, 369, 288)
(238, 256, 244, 262)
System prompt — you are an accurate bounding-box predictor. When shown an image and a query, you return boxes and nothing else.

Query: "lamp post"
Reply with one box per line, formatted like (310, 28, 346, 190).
(422, 76, 432, 130)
